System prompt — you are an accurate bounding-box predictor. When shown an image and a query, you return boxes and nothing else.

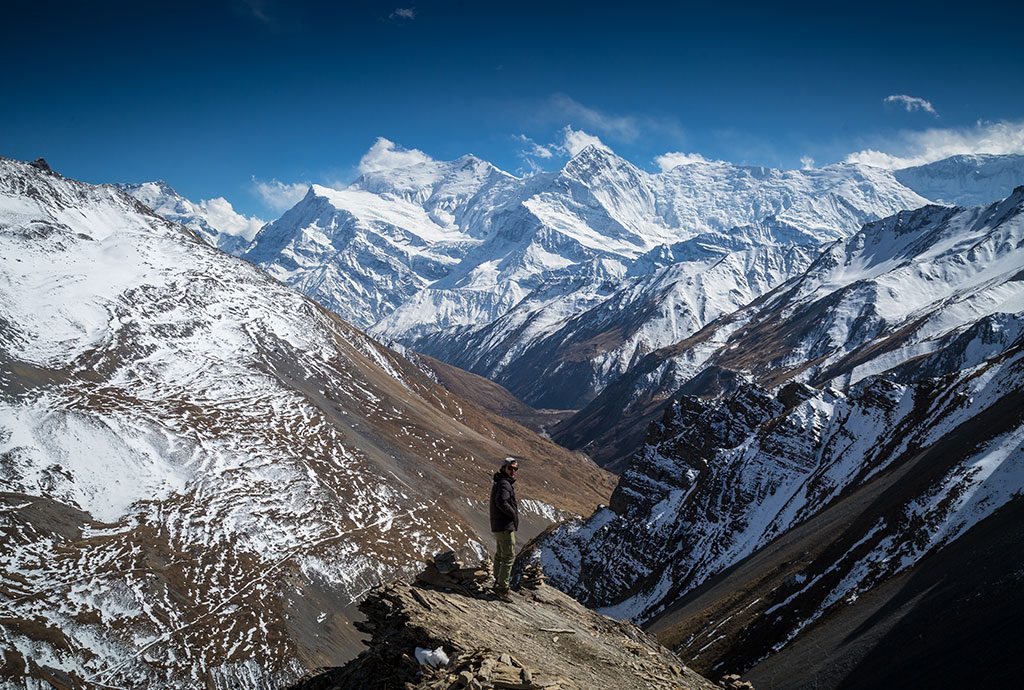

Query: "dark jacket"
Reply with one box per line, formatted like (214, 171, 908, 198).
(489, 470, 519, 533)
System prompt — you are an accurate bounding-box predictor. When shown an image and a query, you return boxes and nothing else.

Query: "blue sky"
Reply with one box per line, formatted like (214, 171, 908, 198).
(3, 0, 1022, 217)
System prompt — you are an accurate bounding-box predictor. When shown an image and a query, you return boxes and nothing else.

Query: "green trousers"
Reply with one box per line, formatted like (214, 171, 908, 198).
(493, 530, 516, 591)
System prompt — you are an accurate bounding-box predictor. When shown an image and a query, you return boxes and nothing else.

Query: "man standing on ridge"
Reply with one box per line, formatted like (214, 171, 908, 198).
(489, 457, 520, 602)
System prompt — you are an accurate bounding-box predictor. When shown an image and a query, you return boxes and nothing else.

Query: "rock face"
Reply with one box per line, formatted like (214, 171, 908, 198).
(0, 158, 614, 689)
(288, 564, 720, 690)
(647, 470, 1024, 690)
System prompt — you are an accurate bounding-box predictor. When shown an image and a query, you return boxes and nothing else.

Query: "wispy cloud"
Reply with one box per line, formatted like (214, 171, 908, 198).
(883, 94, 938, 116)
(800, 156, 815, 170)
(512, 95, 686, 170)
(844, 119, 1024, 169)
(358, 137, 434, 175)
(653, 151, 717, 171)
(548, 95, 641, 141)
(390, 7, 416, 20)
(235, 0, 300, 30)
(514, 134, 553, 160)
(527, 94, 684, 146)
(251, 177, 310, 213)
(238, 0, 274, 23)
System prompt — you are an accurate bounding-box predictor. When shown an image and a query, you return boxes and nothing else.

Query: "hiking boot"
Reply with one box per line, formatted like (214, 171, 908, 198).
(492, 587, 514, 603)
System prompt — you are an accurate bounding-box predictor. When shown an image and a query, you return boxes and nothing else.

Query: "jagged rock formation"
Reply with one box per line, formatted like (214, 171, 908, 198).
(288, 570, 720, 690)
(0, 158, 614, 689)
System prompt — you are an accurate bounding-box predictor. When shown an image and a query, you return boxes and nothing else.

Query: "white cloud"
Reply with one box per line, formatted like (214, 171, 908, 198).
(252, 178, 310, 213)
(653, 151, 716, 171)
(844, 119, 1024, 169)
(199, 197, 265, 240)
(390, 7, 415, 19)
(558, 127, 611, 156)
(883, 94, 938, 116)
(800, 156, 815, 170)
(514, 134, 553, 159)
(529, 143, 553, 159)
(358, 137, 434, 175)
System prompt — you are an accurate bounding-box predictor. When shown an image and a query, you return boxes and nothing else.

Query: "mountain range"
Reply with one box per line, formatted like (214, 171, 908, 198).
(124, 146, 1024, 465)
(132, 143, 949, 411)
(5, 145, 1023, 690)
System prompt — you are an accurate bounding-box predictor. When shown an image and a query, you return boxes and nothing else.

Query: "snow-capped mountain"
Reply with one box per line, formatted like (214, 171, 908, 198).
(119, 180, 265, 253)
(894, 153, 1024, 207)
(0, 158, 614, 689)
(244, 141, 930, 411)
(556, 189, 1024, 466)
(244, 180, 489, 329)
(423, 234, 821, 409)
(529, 189, 1024, 683)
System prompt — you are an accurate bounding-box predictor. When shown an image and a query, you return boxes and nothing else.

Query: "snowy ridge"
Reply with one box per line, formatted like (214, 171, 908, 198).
(894, 153, 1024, 207)
(238, 142, 930, 410)
(119, 180, 265, 253)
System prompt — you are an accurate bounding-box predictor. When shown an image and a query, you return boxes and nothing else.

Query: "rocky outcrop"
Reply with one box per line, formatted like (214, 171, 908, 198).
(289, 555, 719, 690)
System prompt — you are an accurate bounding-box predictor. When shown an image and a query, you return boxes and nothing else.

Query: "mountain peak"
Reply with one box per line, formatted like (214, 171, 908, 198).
(562, 143, 635, 179)
(28, 157, 54, 174)
(307, 183, 334, 198)
(569, 142, 617, 162)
